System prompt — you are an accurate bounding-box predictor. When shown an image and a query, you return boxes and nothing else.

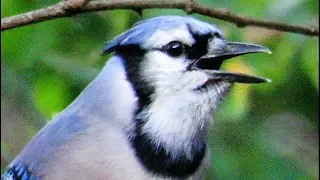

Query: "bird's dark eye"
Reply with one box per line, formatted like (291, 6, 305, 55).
(164, 41, 185, 57)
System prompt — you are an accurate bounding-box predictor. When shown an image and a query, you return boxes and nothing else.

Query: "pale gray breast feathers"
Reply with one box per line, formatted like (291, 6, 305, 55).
(9, 56, 138, 178)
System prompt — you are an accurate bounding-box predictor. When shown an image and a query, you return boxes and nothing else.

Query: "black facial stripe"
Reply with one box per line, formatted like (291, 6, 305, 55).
(186, 35, 211, 60)
(185, 24, 213, 60)
(116, 45, 153, 109)
(132, 115, 206, 178)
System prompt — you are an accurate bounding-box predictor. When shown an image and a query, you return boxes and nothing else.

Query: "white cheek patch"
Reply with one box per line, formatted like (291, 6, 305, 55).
(142, 27, 195, 49)
(142, 52, 186, 88)
(137, 50, 233, 158)
(141, 51, 212, 96)
(144, 52, 186, 73)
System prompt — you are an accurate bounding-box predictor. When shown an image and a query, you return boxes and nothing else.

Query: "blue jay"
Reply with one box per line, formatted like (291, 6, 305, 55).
(2, 16, 271, 180)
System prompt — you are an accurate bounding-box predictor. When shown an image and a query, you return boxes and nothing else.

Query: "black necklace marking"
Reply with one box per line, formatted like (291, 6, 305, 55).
(132, 115, 206, 178)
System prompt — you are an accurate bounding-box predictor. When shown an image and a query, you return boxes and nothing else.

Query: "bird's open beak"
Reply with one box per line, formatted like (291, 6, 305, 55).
(192, 41, 272, 83)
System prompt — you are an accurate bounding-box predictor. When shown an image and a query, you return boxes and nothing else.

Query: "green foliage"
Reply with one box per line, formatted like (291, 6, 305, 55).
(1, 0, 318, 179)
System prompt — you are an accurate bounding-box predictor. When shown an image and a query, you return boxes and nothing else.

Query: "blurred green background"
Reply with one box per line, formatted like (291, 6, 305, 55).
(1, 0, 319, 179)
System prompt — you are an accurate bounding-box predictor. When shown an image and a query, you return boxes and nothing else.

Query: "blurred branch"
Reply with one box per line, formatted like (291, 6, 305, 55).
(63, 0, 91, 10)
(1, 0, 319, 36)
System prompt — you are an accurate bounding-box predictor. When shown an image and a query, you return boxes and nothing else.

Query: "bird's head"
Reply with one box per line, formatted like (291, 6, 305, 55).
(103, 15, 271, 110)
(102, 16, 271, 178)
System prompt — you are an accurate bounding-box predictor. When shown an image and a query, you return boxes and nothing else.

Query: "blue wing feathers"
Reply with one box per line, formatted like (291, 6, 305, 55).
(1, 164, 35, 180)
